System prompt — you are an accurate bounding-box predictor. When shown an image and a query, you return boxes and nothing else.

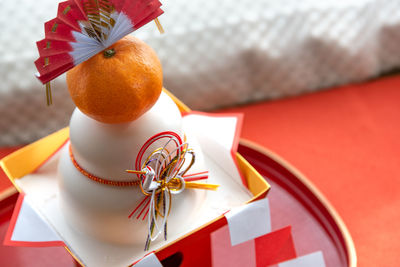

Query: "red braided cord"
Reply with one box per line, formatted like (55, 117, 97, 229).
(69, 144, 140, 187)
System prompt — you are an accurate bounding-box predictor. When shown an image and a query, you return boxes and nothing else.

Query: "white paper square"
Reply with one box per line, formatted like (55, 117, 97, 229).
(133, 253, 163, 267)
(225, 198, 271, 246)
(12, 195, 62, 243)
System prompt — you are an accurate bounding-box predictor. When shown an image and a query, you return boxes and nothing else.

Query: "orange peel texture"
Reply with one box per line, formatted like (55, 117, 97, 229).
(67, 35, 163, 124)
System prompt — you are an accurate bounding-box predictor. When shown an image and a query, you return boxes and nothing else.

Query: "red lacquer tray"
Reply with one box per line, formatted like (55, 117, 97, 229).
(0, 141, 356, 266)
(238, 140, 356, 267)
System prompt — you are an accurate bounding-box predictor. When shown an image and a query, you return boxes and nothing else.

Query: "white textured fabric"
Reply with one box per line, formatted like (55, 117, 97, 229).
(1, 0, 400, 145)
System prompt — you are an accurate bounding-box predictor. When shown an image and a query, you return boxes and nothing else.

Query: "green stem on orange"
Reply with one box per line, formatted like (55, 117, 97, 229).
(103, 48, 116, 58)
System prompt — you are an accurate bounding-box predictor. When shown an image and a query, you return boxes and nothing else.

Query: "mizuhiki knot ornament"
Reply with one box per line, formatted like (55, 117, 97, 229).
(126, 131, 219, 250)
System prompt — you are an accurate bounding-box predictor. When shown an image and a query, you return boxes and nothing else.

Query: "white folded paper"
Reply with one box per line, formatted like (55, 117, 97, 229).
(225, 197, 271, 246)
(9, 194, 62, 244)
(133, 253, 162, 267)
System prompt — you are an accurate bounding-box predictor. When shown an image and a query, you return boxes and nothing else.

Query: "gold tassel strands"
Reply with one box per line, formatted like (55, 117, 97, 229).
(154, 18, 164, 34)
(45, 82, 52, 106)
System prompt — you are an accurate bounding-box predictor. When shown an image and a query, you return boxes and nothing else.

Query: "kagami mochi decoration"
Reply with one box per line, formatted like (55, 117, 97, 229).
(34, 0, 218, 251)
(60, 93, 216, 248)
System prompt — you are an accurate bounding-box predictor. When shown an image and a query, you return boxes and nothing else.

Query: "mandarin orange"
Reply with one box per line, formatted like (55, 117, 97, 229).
(66, 35, 162, 124)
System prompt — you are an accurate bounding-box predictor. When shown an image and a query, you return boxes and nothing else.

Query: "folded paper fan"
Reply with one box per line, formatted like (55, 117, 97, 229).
(34, 0, 163, 85)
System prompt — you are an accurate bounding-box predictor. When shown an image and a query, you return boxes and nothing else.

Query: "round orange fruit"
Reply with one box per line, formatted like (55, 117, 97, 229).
(66, 35, 163, 124)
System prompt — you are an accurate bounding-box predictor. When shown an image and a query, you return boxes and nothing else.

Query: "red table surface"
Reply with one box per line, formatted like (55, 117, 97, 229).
(221, 75, 400, 267)
(0, 148, 20, 194)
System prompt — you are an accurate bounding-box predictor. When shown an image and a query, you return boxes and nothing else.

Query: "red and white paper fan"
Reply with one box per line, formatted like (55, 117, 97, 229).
(34, 0, 163, 89)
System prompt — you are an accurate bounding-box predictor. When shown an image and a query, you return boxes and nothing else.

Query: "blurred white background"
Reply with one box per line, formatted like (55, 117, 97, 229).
(1, 0, 400, 145)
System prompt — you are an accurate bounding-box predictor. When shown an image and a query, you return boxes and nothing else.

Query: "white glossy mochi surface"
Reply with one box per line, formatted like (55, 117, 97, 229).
(69, 92, 185, 180)
(58, 92, 206, 245)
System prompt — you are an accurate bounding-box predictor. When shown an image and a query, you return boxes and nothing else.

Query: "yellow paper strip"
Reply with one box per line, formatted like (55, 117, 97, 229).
(185, 182, 220, 191)
(0, 127, 69, 181)
(235, 153, 270, 202)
